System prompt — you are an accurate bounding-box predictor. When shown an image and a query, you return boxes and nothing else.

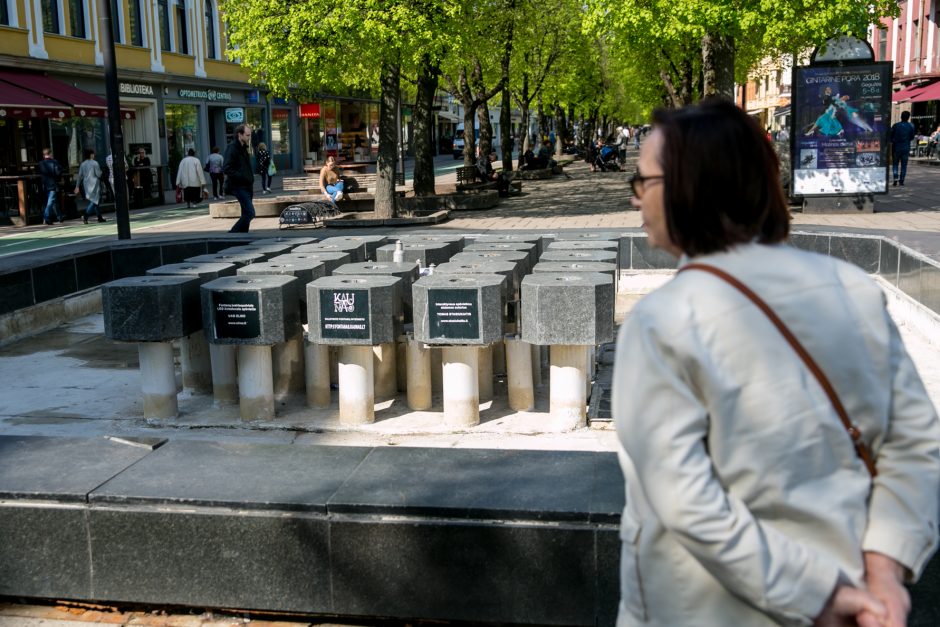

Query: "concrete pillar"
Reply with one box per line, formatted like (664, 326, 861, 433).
(506, 337, 534, 411)
(273, 332, 305, 401)
(478, 344, 494, 403)
(179, 330, 212, 394)
(373, 341, 398, 401)
(339, 345, 374, 424)
(237, 345, 275, 421)
(442, 345, 479, 427)
(396, 337, 408, 393)
(492, 338, 507, 376)
(138, 342, 178, 419)
(209, 344, 238, 406)
(304, 340, 332, 408)
(430, 346, 443, 393)
(406, 337, 432, 410)
(531, 343, 542, 386)
(329, 346, 339, 385)
(550, 344, 589, 430)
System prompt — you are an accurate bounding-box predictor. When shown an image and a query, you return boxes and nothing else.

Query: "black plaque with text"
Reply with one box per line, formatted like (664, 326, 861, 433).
(428, 288, 479, 340)
(320, 289, 370, 340)
(213, 291, 261, 339)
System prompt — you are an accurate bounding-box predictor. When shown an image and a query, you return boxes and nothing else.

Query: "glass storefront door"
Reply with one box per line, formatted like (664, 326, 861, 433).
(165, 103, 202, 182)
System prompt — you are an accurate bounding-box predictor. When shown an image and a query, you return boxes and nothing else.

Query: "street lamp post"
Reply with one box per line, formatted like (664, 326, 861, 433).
(97, 0, 130, 239)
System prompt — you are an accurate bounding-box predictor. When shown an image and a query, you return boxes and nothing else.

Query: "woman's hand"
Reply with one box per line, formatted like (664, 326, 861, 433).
(857, 552, 909, 627)
(814, 584, 885, 627)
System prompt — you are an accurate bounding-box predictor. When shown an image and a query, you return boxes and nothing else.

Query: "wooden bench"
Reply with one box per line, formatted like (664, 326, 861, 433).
(282, 176, 317, 193)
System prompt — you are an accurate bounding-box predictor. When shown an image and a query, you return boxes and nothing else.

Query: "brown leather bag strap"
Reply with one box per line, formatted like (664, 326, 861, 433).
(679, 263, 877, 477)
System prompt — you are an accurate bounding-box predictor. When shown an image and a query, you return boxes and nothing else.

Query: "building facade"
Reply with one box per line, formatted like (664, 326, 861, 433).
(735, 56, 793, 134)
(0, 0, 303, 191)
(871, 0, 940, 133)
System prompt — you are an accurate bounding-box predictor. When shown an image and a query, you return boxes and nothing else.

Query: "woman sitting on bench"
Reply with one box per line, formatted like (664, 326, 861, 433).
(319, 156, 344, 203)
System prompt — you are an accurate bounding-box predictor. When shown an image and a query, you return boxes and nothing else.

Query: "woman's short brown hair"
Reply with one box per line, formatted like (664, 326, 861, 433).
(652, 98, 790, 256)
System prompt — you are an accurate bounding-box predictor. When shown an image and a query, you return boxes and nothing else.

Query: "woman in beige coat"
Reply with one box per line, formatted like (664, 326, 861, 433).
(614, 99, 940, 627)
(175, 148, 207, 208)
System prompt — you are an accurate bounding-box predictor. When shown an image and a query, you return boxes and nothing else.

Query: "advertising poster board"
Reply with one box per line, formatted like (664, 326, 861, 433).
(792, 63, 892, 196)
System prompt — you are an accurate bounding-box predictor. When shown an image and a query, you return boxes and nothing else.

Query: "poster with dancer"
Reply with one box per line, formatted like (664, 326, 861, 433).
(792, 63, 891, 195)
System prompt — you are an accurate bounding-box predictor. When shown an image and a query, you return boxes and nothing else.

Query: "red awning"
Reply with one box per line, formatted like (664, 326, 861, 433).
(892, 82, 933, 102)
(0, 80, 71, 120)
(0, 70, 136, 119)
(910, 81, 940, 102)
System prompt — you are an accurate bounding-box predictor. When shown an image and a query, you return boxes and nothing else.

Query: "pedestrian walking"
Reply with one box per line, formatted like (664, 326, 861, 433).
(37, 148, 63, 225)
(74, 149, 105, 224)
(223, 124, 255, 233)
(256, 142, 273, 193)
(205, 146, 224, 199)
(175, 148, 207, 208)
(615, 98, 939, 627)
(890, 111, 916, 186)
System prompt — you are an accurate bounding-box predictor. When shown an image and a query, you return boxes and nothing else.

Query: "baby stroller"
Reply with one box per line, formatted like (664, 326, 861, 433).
(594, 144, 620, 172)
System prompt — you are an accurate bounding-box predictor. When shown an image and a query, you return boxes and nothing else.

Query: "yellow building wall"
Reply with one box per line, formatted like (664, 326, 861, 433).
(0, 26, 29, 56)
(162, 52, 196, 75)
(44, 34, 98, 65)
(115, 44, 152, 71)
(205, 59, 250, 83)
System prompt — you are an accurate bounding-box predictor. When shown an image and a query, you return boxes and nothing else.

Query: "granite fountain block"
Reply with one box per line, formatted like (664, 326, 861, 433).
(319, 236, 389, 261)
(146, 262, 237, 284)
(539, 249, 617, 268)
(273, 251, 352, 274)
(470, 233, 543, 255)
(200, 274, 301, 345)
(307, 275, 402, 345)
(102, 275, 203, 341)
(332, 261, 419, 322)
(464, 241, 539, 270)
(452, 249, 531, 274)
(32, 259, 77, 304)
(788, 232, 831, 256)
(829, 235, 881, 274)
(397, 234, 466, 256)
(898, 250, 924, 304)
(185, 252, 267, 268)
(375, 241, 453, 267)
(216, 243, 296, 261)
(547, 239, 620, 269)
(630, 236, 678, 270)
(295, 241, 368, 264)
(533, 261, 618, 291)
(521, 273, 614, 345)
(237, 258, 327, 302)
(921, 260, 940, 315)
(413, 274, 505, 345)
(435, 260, 520, 302)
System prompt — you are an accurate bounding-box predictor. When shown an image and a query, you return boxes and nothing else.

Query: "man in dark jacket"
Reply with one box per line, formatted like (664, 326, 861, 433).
(37, 148, 63, 225)
(224, 124, 255, 232)
(890, 110, 916, 186)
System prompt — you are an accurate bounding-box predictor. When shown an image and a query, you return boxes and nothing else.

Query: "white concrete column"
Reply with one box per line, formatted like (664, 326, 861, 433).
(273, 333, 305, 401)
(339, 345, 374, 424)
(209, 344, 238, 405)
(406, 337, 431, 411)
(550, 344, 589, 430)
(179, 330, 212, 394)
(396, 337, 407, 393)
(304, 341, 331, 408)
(506, 337, 534, 411)
(442, 345, 479, 427)
(478, 344, 493, 403)
(237, 345, 275, 421)
(373, 341, 397, 401)
(138, 342, 178, 419)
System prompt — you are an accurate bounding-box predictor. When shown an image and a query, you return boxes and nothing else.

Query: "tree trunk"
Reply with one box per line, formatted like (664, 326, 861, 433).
(462, 105, 477, 168)
(702, 31, 735, 100)
(553, 105, 565, 155)
(413, 56, 439, 196)
(500, 86, 512, 171)
(477, 103, 493, 159)
(376, 61, 400, 219)
(517, 74, 530, 168)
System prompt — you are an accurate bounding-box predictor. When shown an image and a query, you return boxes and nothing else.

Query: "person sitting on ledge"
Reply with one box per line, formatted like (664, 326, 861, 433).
(319, 156, 344, 204)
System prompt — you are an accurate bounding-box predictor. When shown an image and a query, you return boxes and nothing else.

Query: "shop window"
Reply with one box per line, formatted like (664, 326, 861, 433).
(271, 109, 291, 168)
(158, 0, 170, 51)
(0, 1, 8, 26)
(175, 0, 189, 55)
(165, 103, 201, 182)
(128, 0, 144, 46)
(205, 0, 217, 59)
(878, 28, 887, 61)
(68, 0, 84, 38)
(41, 0, 60, 34)
(110, 0, 123, 43)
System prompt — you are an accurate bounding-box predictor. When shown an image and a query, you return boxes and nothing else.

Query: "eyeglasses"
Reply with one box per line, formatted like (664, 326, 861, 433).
(630, 171, 664, 198)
